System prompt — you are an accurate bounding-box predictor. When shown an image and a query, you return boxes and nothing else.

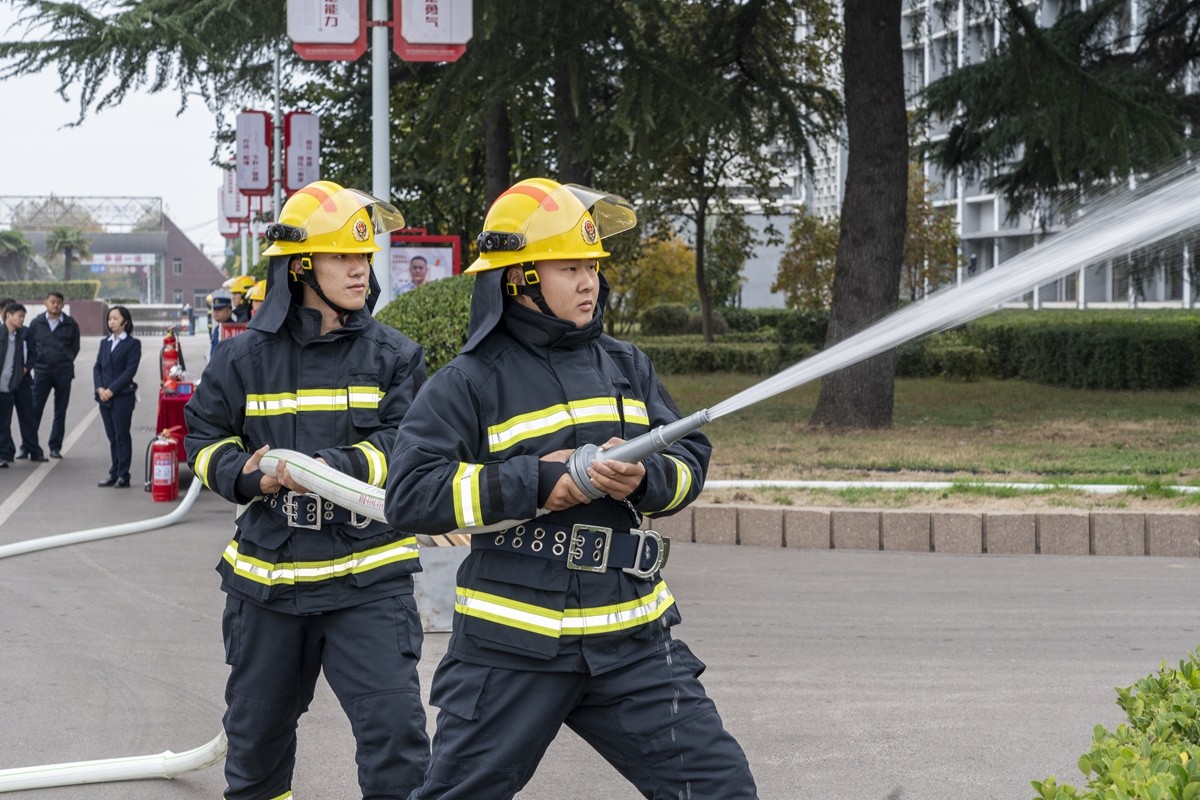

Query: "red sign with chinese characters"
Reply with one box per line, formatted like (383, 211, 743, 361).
(290, 0, 368, 62)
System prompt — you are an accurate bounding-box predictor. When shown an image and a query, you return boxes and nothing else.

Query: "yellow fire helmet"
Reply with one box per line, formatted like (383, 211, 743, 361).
(246, 279, 267, 302)
(230, 274, 256, 296)
(467, 178, 637, 274)
(262, 180, 406, 258)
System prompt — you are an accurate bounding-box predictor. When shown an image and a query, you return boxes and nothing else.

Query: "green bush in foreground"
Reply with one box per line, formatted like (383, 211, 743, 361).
(1032, 647, 1200, 800)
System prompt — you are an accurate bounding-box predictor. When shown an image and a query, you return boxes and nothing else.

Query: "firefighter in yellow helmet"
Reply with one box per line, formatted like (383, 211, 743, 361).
(246, 279, 267, 317)
(228, 274, 256, 322)
(185, 180, 430, 800)
(384, 178, 757, 800)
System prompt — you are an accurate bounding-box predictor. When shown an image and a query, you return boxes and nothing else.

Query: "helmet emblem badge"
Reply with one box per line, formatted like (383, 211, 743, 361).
(580, 218, 599, 245)
(353, 219, 371, 242)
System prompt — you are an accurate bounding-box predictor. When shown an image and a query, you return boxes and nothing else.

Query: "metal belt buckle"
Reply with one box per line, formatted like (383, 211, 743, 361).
(281, 491, 323, 530)
(567, 524, 612, 573)
(623, 528, 669, 580)
(347, 510, 371, 530)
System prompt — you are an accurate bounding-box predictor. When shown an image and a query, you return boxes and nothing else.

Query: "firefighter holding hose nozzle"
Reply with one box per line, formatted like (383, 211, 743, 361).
(384, 178, 758, 800)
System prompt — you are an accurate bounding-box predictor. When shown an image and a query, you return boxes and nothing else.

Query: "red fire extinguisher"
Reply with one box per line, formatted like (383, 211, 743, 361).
(150, 427, 180, 502)
(160, 329, 180, 383)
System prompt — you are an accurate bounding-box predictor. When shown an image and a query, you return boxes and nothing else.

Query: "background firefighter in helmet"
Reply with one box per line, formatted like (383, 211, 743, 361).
(184, 180, 431, 800)
(228, 274, 256, 322)
(384, 178, 758, 800)
(247, 278, 267, 317)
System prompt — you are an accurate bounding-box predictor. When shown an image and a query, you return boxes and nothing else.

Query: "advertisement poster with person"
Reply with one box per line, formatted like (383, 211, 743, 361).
(389, 233, 461, 298)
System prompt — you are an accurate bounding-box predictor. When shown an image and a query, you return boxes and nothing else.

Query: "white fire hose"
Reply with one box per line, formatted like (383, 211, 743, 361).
(0, 479, 226, 793)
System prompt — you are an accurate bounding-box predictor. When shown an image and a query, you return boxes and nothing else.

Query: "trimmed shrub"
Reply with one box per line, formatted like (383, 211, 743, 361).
(1032, 648, 1200, 800)
(775, 309, 829, 348)
(684, 310, 730, 336)
(720, 306, 761, 333)
(376, 273, 474, 373)
(963, 310, 1200, 390)
(636, 341, 781, 374)
(0, 280, 101, 301)
(926, 343, 988, 382)
(749, 308, 792, 330)
(639, 303, 691, 335)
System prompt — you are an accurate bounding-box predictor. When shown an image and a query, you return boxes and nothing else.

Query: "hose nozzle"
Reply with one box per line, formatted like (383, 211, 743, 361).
(567, 410, 711, 499)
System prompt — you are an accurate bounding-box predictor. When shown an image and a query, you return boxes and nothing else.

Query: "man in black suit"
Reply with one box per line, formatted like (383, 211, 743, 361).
(0, 302, 43, 467)
(27, 291, 81, 459)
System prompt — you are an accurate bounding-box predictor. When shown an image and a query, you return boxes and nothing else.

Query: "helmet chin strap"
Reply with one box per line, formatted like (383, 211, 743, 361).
(506, 266, 557, 318)
(295, 256, 364, 325)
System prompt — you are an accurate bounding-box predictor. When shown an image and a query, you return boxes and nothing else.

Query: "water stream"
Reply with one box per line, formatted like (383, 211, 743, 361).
(706, 166, 1200, 420)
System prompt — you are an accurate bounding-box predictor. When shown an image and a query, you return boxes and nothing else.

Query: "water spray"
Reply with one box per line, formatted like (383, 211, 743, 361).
(567, 165, 1200, 497)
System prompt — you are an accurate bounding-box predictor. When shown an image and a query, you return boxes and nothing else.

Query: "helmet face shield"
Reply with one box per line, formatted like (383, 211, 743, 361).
(469, 181, 637, 273)
(263, 182, 406, 257)
(301, 187, 406, 241)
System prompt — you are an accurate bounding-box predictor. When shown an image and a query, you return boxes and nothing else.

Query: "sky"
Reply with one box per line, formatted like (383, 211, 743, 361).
(0, 8, 230, 260)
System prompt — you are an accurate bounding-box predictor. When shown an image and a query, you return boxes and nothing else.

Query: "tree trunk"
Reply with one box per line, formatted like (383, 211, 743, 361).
(810, 0, 908, 430)
(64, 246, 73, 282)
(552, 7, 590, 186)
(483, 102, 512, 206)
(694, 203, 715, 344)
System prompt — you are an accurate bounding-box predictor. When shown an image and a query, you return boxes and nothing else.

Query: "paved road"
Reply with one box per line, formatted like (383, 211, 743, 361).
(1, 333, 1198, 799)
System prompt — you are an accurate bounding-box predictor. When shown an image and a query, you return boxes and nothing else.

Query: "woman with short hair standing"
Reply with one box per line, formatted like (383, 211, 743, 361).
(94, 305, 140, 487)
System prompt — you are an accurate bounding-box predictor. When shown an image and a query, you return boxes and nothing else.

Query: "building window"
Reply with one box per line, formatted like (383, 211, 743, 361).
(174, 289, 184, 304)
(173, 257, 183, 275)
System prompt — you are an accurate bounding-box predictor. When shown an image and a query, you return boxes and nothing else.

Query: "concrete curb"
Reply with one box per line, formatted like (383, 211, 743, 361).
(651, 504, 1200, 557)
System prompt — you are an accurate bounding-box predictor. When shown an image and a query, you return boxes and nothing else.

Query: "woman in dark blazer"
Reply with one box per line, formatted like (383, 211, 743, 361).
(94, 306, 141, 487)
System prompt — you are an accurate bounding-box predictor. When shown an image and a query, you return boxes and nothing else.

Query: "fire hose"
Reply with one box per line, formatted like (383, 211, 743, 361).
(0, 479, 226, 794)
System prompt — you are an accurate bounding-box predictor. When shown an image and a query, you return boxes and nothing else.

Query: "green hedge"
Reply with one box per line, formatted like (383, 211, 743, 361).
(635, 340, 793, 374)
(775, 309, 829, 348)
(963, 310, 1200, 390)
(639, 303, 692, 335)
(0, 280, 101, 301)
(376, 273, 474, 373)
(1032, 647, 1200, 800)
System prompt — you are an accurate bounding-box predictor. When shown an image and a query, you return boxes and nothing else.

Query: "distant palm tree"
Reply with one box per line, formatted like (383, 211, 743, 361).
(0, 230, 35, 281)
(46, 227, 92, 281)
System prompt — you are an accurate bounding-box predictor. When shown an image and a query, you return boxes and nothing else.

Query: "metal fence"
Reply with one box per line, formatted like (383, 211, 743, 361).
(126, 304, 188, 338)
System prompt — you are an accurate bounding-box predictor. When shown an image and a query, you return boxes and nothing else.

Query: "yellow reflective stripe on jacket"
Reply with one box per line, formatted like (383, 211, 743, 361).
(454, 580, 675, 637)
(353, 440, 388, 487)
(487, 397, 649, 453)
(452, 463, 483, 529)
(221, 536, 419, 586)
(195, 436, 244, 489)
(246, 386, 382, 416)
(652, 454, 693, 514)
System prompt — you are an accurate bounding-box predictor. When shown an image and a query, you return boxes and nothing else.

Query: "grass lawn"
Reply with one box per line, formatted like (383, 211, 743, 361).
(660, 374, 1200, 510)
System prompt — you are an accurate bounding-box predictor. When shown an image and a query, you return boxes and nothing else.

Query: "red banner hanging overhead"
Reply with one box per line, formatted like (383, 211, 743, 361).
(235, 110, 272, 196)
(284, 112, 321, 192)
(393, 0, 471, 62)
(289, 0, 368, 61)
(220, 164, 250, 223)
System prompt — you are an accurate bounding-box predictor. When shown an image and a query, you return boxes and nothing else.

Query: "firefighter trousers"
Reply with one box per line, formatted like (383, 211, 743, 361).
(220, 594, 430, 800)
(411, 637, 757, 800)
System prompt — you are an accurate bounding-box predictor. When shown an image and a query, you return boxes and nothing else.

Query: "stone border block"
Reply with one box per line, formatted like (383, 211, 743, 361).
(984, 512, 1036, 555)
(831, 510, 880, 551)
(881, 511, 931, 552)
(692, 505, 737, 546)
(650, 508, 693, 545)
(1037, 512, 1090, 556)
(931, 512, 982, 554)
(1145, 513, 1200, 558)
(1091, 512, 1145, 556)
(783, 509, 831, 549)
(738, 506, 784, 547)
